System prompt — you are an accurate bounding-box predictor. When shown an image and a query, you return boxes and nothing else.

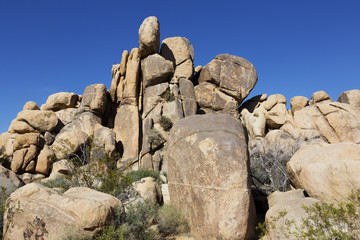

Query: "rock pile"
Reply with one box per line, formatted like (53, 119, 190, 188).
(1, 15, 360, 240)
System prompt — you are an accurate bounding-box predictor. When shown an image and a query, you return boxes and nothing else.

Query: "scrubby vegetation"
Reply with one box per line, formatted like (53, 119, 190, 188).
(159, 116, 173, 131)
(1, 187, 9, 240)
(39, 139, 189, 239)
(257, 189, 360, 239)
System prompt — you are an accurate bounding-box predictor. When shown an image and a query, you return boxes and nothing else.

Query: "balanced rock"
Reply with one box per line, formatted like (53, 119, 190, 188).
(41, 92, 78, 111)
(290, 96, 309, 114)
(80, 84, 108, 116)
(198, 54, 257, 104)
(23, 101, 39, 110)
(8, 119, 36, 134)
(310, 90, 331, 104)
(3, 183, 124, 240)
(167, 114, 255, 240)
(139, 16, 160, 58)
(287, 142, 360, 203)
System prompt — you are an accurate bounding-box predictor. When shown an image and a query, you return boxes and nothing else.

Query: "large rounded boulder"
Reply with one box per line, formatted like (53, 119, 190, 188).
(166, 113, 255, 240)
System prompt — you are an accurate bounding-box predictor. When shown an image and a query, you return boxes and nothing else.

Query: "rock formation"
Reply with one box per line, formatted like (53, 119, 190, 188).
(1, 15, 360, 240)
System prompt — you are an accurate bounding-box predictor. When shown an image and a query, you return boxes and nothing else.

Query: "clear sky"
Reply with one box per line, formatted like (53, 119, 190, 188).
(1, 0, 359, 133)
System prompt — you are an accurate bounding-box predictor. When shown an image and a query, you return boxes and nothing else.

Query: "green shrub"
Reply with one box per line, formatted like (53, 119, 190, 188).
(157, 204, 190, 236)
(125, 168, 162, 185)
(258, 189, 360, 239)
(161, 88, 175, 102)
(159, 116, 173, 131)
(41, 177, 73, 193)
(1, 187, 9, 240)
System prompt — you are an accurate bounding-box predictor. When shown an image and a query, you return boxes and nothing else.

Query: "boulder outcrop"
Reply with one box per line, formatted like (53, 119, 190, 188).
(3, 183, 124, 240)
(287, 142, 360, 203)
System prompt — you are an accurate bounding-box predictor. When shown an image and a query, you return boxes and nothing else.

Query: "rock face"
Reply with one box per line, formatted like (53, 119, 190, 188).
(3, 183, 124, 240)
(141, 54, 174, 88)
(167, 114, 255, 240)
(264, 190, 319, 240)
(287, 142, 360, 203)
(139, 16, 160, 58)
(196, 54, 257, 116)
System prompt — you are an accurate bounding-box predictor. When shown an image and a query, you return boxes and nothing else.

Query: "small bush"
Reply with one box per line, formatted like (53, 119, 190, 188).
(41, 177, 73, 193)
(159, 116, 173, 131)
(161, 88, 175, 102)
(157, 204, 190, 236)
(125, 168, 162, 185)
(148, 128, 166, 149)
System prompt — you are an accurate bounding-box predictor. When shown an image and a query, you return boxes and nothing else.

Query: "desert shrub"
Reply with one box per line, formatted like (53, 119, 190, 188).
(1, 187, 9, 240)
(159, 116, 173, 131)
(40, 177, 73, 193)
(258, 189, 360, 239)
(249, 136, 304, 195)
(0, 147, 10, 169)
(125, 168, 162, 185)
(148, 128, 166, 148)
(157, 204, 190, 236)
(161, 88, 175, 102)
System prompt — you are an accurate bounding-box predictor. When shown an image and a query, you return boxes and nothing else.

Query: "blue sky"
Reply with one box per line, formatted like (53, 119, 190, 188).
(1, 0, 359, 133)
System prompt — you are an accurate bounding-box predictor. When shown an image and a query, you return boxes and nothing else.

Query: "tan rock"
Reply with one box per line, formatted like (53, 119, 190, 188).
(142, 82, 169, 118)
(293, 102, 360, 144)
(141, 53, 173, 88)
(80, 84, 108, 115)
(338, 89, 360, 110)
(264, 190, 319, 240)
(311, 90, 331, 104)
(133, 177, 163, 204)
(287, 142, 360, 203)
(93, 124, 116, 157)
(52, 112, 101, 159)
(179, 78, 197, 117)
(162, 99, 184, 126)
(198, 54, 257, 104)
(167, 114, 255, 240)
(119, 48, 141, 106)
(241, 107, 266, 138)
(239, 94, 268, 113)
(36, 145, 54, 175)
(13, 132, 41, 151)
(8, 119, 36, 134)
(41, 92, 78, 111)
(139, 16, 160, 58)
(11, 144, 38, 173)
(114, 105, 139, 165)
(263, 94, 286, 110)
(290, 96, 309, 114)
(17, 110, 59, 132)
(173, 58, 194, 81)
(23, 101, 39, 110)
(0, 132, 15, 156)
(110, 50, 129, 102)
(4, 183, 124, 240)
(55, 108, 78, 125)
(160, 37, 194, 66)
(0, 164, 24, 194)
(265, 103, 287, 128)
(195, 82, 238, 116)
